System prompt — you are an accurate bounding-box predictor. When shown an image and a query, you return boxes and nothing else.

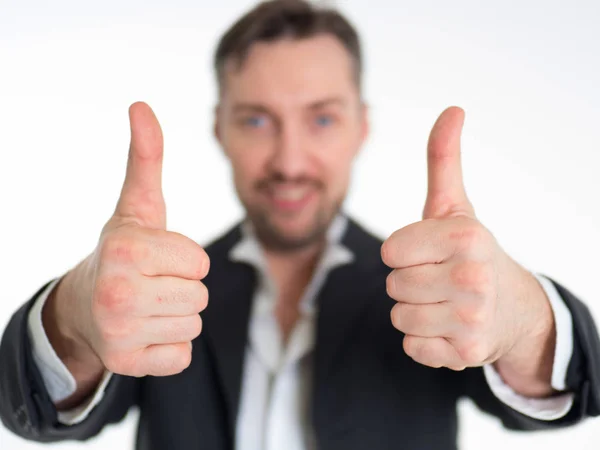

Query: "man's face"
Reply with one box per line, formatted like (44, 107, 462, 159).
(215, 34, 368, 251)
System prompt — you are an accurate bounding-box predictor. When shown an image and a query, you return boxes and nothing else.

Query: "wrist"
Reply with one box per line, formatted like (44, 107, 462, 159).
(43, 262, 104, 378)
(495, 271, 556, 397)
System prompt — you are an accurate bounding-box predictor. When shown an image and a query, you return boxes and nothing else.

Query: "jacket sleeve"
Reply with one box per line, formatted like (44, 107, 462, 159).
(460, 277, 600, 430)
(0, 280, 139, 443)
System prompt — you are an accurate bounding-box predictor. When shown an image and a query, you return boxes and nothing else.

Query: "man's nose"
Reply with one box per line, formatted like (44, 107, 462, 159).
(268, 122, 309, 179)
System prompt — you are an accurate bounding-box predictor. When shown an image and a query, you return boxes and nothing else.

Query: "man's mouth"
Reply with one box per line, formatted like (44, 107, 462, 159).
(271, 185, 311, 201)
(263, 184, 317, 212)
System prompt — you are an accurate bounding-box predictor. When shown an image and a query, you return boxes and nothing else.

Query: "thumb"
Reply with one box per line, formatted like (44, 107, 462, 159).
(114, 102, 166, 229)
(423, 106, 475, 220)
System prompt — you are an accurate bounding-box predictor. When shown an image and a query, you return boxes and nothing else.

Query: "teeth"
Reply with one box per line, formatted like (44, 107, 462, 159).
(272, 188, 308, 201)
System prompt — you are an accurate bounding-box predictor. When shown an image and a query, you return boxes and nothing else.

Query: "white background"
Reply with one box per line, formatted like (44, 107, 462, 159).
(1, 0, 599, 448)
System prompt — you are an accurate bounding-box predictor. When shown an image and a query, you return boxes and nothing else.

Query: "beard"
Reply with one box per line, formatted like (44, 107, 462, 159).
(244, 195, 343, 253)
(238, 171, 346, 252)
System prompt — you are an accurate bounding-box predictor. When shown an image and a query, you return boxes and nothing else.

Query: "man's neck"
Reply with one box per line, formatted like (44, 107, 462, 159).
(264, 240, 324, 299)
(263, 240, 325, 343)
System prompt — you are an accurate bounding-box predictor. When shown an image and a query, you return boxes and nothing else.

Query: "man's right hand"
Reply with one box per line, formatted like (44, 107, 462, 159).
(45, 102, 210, 391)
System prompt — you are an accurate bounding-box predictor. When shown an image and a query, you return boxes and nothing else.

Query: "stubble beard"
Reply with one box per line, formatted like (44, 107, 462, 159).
(246, 198, 343, 253)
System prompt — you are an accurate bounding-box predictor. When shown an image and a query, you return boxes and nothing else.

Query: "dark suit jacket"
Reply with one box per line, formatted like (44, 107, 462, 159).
(1, 218, 599, 450)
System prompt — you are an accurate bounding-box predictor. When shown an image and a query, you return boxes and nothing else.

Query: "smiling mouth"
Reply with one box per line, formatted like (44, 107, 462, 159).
(263, 184, 317, 212)
(271, 185, 311, 200)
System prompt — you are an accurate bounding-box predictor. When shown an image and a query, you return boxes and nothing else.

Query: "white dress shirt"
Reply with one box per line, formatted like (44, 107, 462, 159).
(27, 215, 575, 449)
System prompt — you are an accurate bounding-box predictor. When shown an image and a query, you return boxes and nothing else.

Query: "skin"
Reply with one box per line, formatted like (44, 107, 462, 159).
(214, 35, 368, 339)
(381, 108, 556, 396)
(44, 33, 557, 412)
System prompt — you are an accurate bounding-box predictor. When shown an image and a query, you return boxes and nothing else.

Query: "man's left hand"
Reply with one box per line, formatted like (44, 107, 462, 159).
(381, 107, 556, 396)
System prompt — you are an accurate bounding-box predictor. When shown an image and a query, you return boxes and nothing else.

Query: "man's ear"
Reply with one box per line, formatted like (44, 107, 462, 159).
(213, 104, 233, 162)
(214, 103, 232, 160)
(213, 104, 222, 144)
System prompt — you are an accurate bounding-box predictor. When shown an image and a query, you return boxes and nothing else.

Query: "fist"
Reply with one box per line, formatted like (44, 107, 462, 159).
(71, 103, 210, 377)
(381, 107, 532, 371)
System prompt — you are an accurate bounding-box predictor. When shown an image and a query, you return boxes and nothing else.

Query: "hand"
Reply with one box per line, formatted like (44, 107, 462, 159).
(50, 102, 210, 378)
(381, 107, 555, 375)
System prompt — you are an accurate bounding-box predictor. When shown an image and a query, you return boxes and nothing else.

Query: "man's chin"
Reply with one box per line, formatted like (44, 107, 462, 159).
(258, 226, 324, 252)
(250, 214, 330, 253)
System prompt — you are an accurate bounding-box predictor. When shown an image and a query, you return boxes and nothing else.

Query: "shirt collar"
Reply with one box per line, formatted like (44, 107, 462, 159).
(228, 213, 355, 314)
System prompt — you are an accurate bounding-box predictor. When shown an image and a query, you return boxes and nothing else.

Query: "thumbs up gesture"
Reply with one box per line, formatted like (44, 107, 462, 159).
(56, 102, 210, 378)
(381, 107, 555, 376)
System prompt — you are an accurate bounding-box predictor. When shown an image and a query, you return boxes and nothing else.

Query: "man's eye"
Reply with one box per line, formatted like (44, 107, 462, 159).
(315, 115, 334, 127)
(244, 116, 266, 127)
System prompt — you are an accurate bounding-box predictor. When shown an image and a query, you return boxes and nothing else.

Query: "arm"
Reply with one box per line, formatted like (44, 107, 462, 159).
(0, 102, 209, 441)
(28, 277, 114, 425)
(0, 280, 138, 442)
(462, 277, 599, 430)
(36, 263, 107, 411)
(482, 274, 573, 419)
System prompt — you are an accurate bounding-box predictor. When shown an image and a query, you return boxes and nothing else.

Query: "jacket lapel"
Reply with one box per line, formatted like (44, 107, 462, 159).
(202, 225, 257, 443)
(200, 218, 388, 447)
(312, 219, 388, 442)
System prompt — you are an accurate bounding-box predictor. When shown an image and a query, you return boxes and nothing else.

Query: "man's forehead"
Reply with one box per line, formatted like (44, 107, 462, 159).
(220, 34, 357, 106)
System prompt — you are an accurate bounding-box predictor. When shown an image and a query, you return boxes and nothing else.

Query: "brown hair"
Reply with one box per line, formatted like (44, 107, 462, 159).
(214, 0, 362, 95)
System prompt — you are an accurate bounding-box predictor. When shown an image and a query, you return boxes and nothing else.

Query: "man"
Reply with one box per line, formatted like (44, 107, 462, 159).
(0, 1, 599, 449)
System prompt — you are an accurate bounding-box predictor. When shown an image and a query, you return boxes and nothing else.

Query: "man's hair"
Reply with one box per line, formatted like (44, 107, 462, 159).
(214, 0, 362, 96)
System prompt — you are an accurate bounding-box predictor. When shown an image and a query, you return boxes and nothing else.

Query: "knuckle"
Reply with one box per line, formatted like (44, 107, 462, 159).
(380, 240, 392, 266)
(418, 342, 436, 363)
(166, 345, 193, 375)
(190, 315, 203, 339)
(390, 304, 401, 329)
(381, 230, 406, 268)
(101, 353, 120, 373)
(195, 248, 210, 280)
(161, 320, 183, 343)
(101, 352, 122, 373)
(456, 304, 488, 328)
(101, 234, 147, 265)
(163, 283, 189, 307)
(171, 233, 210, 280)
(450, 261, 492, 296)
(162, 317, 200, 343)
(385, 272, 397, 299)
(402, 335, 416, 357)
(175, 346, 193, 373)
(149, 356, 173, 376)
(403, 267, 430, 290)
(404, 336, 439, 366)
(403, 335, 422, 359)
(98, 317, 136, 343)
(94, 276, 136, 314)
(154, 237, 180, 271)
(450, 222, 486, 251)
(103, 351, 138, 376)
(410, 306, 428, 328)
(456, 340, 488, 365)
(196, 283, 209, 312)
